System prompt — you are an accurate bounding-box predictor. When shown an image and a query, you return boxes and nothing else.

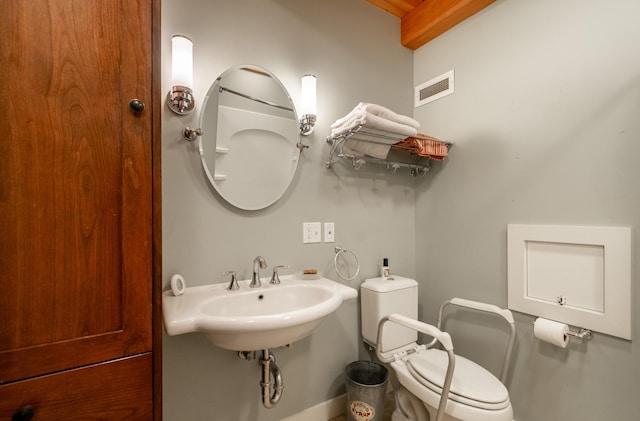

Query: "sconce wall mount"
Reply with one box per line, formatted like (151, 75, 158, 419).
(299, 114, 316, 137)
(167, 86, 195, 115)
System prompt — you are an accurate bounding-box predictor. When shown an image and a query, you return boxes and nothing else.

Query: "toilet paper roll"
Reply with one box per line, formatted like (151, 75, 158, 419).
(534, 318, 569, 348)
(171, 274, 186, 296)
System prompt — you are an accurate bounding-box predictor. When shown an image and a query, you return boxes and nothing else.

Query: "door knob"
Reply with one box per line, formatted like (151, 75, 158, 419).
(12, 405, 35, 421)
(129, 98, 145, 113)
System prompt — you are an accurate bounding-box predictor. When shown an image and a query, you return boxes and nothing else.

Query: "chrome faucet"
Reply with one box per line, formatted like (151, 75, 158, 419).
(250, 256, 267, 288)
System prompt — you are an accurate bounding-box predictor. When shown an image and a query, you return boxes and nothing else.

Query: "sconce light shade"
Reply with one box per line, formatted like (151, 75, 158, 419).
(171, 35, 193, 87)
(299, 74, 316, 136)
(300, 74, 317, 116)
(167, 35, 195, 115)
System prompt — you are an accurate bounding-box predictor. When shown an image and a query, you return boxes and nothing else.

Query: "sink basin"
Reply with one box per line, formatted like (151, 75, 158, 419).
(162, 275, 358, 351)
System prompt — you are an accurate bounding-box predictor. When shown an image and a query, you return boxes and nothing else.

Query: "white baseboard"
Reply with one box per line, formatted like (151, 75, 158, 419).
(281, 394, 346, 421)
(280, 392, 516, 421)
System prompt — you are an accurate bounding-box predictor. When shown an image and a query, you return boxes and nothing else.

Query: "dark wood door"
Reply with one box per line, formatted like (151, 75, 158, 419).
(0, 0, 152, 384)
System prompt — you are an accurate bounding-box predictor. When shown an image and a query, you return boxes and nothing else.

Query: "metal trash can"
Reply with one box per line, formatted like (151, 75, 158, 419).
(345, 361, 389, 421)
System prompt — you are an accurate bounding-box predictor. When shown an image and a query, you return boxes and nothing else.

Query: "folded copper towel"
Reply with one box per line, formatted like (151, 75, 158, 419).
(393, 134, 448, 160)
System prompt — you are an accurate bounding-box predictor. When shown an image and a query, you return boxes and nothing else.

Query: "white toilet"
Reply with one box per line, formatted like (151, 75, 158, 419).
(360, 276, 515, 421)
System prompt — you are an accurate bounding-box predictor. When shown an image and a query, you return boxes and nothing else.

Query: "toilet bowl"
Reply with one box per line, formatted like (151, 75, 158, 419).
(360, 277, 515, 421)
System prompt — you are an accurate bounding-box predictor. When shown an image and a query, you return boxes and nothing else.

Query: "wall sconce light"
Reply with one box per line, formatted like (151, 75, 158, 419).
(299, 74, 317, 136)
(167, 35, 195, 115)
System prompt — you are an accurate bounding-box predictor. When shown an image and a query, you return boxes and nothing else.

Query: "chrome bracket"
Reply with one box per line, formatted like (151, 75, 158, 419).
(566, 328, 593, 340)
(299, 114, 316, 136)
(167, 85, 195, 115)
(183, 127, 203, 141)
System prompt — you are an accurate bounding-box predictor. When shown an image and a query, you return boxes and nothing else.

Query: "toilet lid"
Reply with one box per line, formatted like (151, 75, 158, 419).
(406, 349, 510, 410)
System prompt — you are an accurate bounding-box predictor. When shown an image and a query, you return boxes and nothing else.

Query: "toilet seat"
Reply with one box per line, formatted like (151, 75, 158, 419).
(406, 349, 510, 410)
(389, 347, 513, 421)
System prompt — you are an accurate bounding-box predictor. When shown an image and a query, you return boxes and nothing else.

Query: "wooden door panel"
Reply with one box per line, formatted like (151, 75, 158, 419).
(0, 353, 153, 420)
(0, 0, 122, 348)
(0, 0, 152, 383)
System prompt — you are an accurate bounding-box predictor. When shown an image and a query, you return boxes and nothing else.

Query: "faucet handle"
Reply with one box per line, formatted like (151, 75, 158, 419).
(223, 270, 239, 290)
(269, 265, 290, 285)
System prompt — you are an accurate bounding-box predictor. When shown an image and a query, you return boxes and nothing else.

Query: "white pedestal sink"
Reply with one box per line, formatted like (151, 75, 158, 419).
(162, 275, 358, 351)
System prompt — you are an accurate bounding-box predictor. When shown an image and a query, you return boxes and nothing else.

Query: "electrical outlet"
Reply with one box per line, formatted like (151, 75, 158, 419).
(324, 222, 335, 243)
(303, 222, 321, 244)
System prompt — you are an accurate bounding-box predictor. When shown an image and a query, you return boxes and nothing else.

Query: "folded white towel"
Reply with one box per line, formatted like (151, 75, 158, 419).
(330, 112, 361, 134)
(330, 110, 418, 138)
(359, 103, 420, 129)
(337, 127, 407, 160)
(343, 138, 392, 159)
(331, 103, 420, 130)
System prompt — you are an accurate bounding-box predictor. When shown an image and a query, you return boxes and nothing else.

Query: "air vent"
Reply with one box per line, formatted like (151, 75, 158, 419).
(415, 69, 454, 107)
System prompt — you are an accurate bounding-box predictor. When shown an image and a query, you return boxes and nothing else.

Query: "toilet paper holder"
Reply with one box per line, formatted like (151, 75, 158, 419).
(532, 321, 593, 341)
(566, 328, 593, 340)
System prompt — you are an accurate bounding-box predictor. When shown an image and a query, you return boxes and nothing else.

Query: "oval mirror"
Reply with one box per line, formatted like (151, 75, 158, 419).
(199, 65, 301, 210)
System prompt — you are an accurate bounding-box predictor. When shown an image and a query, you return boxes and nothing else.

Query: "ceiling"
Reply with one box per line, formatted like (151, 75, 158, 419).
(365, 0, 495, 50)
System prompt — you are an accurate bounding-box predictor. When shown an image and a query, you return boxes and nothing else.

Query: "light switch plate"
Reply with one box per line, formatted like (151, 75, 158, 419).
(303, 222, 321, 244)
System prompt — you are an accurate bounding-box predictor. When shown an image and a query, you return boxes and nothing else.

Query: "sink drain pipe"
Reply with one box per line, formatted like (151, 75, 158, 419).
(260, 349, 284, 408)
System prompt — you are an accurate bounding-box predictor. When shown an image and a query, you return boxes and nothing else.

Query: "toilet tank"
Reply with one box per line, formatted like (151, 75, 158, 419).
(361, 276, 418, 353)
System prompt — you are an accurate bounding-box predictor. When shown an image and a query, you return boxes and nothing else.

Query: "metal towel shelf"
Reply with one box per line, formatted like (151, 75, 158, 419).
(325, 124, 452, 176)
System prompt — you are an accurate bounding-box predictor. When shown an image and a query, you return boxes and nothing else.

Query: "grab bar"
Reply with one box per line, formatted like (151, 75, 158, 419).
(377, 314, 455, 421)
(429, 298, 516, 384)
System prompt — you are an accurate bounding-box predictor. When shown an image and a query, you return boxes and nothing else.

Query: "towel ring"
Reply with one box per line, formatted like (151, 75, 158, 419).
(334, 246, 360, 281)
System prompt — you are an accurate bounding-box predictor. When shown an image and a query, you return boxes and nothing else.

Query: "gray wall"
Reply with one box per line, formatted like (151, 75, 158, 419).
(164, 0, 640, 420)
(414, 0, 640, 420)
(161, 1, 415, 419)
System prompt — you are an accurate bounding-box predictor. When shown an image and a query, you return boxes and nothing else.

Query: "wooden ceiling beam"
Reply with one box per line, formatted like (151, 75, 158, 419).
(401, 0, 495, 49)
(366, 0, 423, 18)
